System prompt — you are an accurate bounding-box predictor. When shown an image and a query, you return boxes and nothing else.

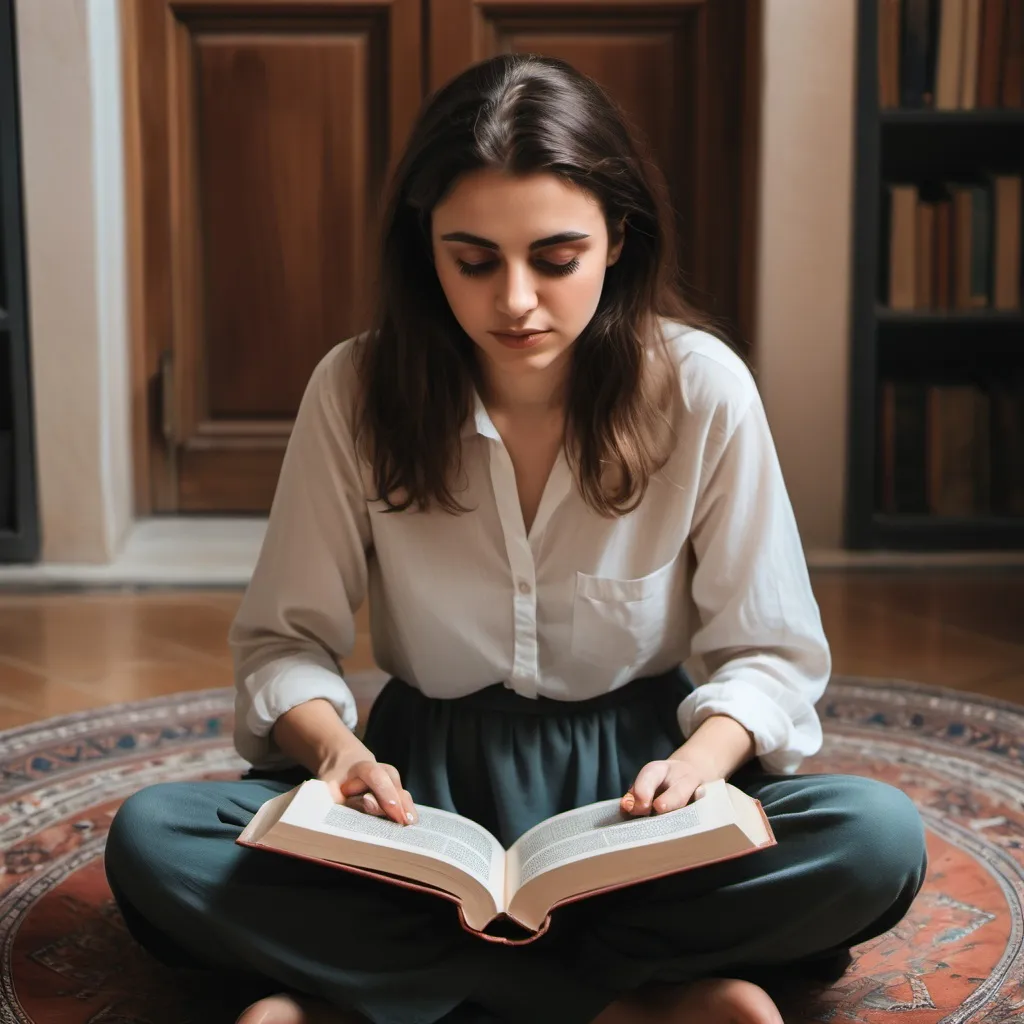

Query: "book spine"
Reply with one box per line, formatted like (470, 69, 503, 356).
(977, 0, 1008, 107)
(916, 201, 936, 309)
(1003, 0, 1024, 106)
(991, 378, 1024, 515)
(969, 184, 992, 307)
(894, 382, 930, 513)
(933, 196, 954, 308)
(888, 184, 920, 309)
(974, 386, 992, 515)
(962, 0, 984, 106)
(992, 175, 1022, 309)
(879, 380, 898, 513)
(902, 0, 935, 105)
(936, 0, 968, 108)
(880, 0, 904, 108)
(929, 385, 984, 515)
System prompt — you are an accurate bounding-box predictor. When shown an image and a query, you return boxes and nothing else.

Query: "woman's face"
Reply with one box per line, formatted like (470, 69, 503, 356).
(430, 169, 622, 383)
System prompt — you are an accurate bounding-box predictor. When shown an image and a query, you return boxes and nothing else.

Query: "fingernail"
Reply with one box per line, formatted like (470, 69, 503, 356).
(388, 800, 397, 805)
(621, 794, 635, 812)
(695, 785, 706, 799)
(406, 813, 415, 823)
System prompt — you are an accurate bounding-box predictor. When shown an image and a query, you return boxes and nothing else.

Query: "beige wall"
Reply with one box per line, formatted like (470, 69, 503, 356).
(16, 0, 132, 563)
(16, 0, 857, 562)
(756, 0, 857, 551)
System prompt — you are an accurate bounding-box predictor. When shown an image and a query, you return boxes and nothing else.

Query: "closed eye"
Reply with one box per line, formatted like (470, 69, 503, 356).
(455, 257, 581, 278)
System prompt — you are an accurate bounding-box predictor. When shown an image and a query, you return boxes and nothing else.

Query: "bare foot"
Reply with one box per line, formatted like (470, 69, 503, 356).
(235, 993, 365, 1024)
(595, 977, 784, 1024)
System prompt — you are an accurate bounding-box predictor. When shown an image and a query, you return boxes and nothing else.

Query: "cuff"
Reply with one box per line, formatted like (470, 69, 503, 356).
(235, 655, 359, 769)
(677, 679, 823, 775)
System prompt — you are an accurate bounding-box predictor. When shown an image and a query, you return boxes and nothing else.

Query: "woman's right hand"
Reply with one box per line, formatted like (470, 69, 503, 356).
(323, 759, 418, 825)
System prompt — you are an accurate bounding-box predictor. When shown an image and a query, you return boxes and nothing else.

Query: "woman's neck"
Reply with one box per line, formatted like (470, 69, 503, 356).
(477, 354, 570, 420)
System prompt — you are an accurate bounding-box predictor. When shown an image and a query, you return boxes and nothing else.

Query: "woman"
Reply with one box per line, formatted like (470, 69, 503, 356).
(105, 53, 927, 1024)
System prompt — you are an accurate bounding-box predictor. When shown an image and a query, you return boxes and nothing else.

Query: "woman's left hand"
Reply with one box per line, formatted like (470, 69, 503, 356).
(621, 758, 708, 816)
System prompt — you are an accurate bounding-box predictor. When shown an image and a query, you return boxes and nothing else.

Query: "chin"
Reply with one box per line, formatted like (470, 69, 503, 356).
(482, 334, 574, 366)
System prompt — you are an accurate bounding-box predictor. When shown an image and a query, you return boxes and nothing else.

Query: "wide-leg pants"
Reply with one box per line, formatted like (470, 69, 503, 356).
(104, 669, 928, 1024)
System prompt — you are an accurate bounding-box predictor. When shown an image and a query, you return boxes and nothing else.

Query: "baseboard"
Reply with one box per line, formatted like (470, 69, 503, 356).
(0, 518, 1021, 588)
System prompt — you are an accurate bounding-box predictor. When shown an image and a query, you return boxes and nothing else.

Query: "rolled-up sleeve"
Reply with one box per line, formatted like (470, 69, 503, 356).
(677, 390, 832, 774)
(228, 343, 371, 769)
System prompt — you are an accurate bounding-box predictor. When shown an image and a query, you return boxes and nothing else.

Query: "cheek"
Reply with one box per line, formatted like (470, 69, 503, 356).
(555, 263, 608, 320)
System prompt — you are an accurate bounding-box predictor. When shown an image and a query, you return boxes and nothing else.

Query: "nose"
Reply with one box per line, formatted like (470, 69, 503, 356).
(495, 261, 538, 322)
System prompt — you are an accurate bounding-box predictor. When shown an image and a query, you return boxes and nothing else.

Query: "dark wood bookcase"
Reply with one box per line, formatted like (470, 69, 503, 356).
(0, 0, 39, 562)
(846, 0, 1024, 551)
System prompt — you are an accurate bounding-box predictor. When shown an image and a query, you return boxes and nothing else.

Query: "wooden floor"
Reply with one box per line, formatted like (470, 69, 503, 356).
(0, 569, 1022, 732)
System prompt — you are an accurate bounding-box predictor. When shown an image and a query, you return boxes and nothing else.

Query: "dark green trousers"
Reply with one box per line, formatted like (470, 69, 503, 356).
(104, 670, 927, 1024)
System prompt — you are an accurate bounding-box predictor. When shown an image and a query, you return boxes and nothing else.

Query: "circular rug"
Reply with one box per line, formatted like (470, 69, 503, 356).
(2, 678, 1024, 1024)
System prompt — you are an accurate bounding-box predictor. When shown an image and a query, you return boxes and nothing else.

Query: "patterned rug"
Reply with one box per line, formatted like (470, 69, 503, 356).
(2, 676, 1024, 1023)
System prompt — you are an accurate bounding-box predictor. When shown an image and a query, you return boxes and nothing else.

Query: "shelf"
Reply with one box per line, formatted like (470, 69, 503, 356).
(880, 109, 1024, 127)
(846, 0, 1024, 553)
(876, 307, 1024, 325)
(880, 112, 1022, 177)
(875, 311, 1024, 374)
(871, 514, 1024, 551)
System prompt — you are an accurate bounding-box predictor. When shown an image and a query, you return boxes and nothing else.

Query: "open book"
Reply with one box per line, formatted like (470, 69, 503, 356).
(237, 778, 775, 944)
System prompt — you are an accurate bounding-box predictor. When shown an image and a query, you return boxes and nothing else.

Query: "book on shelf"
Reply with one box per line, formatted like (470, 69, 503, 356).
(237, 778, 776, 944)
(878, 377, 1024, 516)
(992, 378, 1024, 514)
(962, 0, 983, 108)
(884, 175, 1021, 310)
(879, 0, 1023, 110)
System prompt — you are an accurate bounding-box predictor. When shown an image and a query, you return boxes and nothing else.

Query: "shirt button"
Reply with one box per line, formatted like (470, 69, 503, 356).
(518, 581, 532, 595)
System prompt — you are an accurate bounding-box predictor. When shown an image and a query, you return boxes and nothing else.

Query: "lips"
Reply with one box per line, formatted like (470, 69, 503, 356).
(489, 329, 550, 350)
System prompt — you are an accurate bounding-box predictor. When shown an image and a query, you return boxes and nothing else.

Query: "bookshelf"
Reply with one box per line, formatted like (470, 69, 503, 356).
(846, 0, 1024, 551)
(0, 0, 39, 563)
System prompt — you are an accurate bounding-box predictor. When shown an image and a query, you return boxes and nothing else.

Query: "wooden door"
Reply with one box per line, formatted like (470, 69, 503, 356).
(430, 0, 760, 353)
(126, 0, 758, 514)
(124, 0, 422, 512)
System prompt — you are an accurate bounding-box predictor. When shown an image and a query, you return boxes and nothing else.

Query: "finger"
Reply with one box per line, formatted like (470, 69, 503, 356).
(652, 779, 702, 815)
(363, 764, 408, 824)
(627, 762, 670, 815)
(324, 779, 344, 803)
(345, 794, 385, 816)
(340, 777, 370, 796)
(401, 789, 418, 825)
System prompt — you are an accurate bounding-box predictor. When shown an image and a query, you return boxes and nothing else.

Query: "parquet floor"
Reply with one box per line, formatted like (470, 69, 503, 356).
(0, 570, 1021, 733)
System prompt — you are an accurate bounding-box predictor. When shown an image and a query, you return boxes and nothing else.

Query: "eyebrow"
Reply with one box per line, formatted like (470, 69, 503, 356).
(439, 231, 591, 251)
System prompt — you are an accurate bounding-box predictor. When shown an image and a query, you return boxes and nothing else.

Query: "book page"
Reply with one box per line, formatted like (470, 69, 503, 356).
(282, 782, 506, 908)
(507, 780, 729, 894)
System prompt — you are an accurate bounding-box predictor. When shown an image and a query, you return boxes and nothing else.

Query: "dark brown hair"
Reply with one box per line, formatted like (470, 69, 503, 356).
(355, 53, 719, 517)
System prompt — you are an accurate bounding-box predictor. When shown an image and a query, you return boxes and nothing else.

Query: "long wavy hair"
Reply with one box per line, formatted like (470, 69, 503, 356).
(354, 53, 721, 517)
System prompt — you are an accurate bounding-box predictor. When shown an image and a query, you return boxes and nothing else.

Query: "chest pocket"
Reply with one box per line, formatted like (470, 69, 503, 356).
(570, 559, 677, 669)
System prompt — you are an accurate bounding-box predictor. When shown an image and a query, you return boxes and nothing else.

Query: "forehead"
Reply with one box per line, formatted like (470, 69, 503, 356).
(432, 169, 606, 240)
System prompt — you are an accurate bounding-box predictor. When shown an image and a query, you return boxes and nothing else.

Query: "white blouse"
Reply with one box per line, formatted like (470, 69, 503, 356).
(229, 319, 831, 775)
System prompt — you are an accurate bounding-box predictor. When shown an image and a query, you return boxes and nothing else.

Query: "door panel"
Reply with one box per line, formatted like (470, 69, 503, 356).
(126, 0, 421, 513)
(195, 33, 371, 421)
(429, 0, 759, 351)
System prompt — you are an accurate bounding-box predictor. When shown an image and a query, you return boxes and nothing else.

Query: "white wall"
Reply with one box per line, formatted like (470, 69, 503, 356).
(15, 0, 857, 562)
(16, 0, 132, 562)
(757, 0, 857, 550)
